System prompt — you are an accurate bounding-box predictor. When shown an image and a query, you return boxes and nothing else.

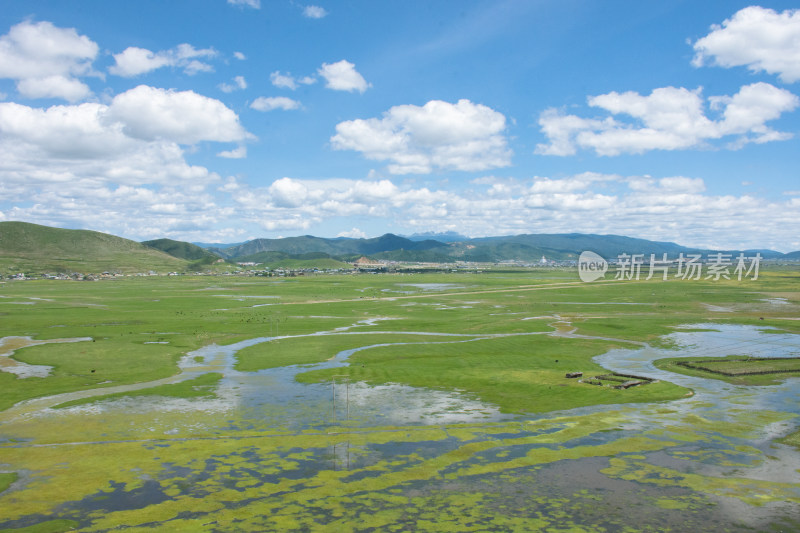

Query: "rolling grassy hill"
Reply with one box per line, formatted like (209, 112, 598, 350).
(0, 222, 188, 275)
(142, 238, 223, 269)
(142, 238, 218, 261)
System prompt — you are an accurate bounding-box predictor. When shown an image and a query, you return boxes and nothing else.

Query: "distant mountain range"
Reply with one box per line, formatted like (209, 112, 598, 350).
(404, 231, 469, 242)
(0, 221, 796, 275)
(202, 232, 788, 264)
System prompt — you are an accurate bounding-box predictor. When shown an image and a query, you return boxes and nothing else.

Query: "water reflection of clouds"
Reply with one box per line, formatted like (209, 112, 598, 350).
(339, 382, 513, 425)
(595, 324, 800, 430)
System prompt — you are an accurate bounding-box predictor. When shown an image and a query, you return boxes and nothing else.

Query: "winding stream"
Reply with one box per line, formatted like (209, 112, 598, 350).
(5, 320, 800, 434)
(2, 319, 800, 530)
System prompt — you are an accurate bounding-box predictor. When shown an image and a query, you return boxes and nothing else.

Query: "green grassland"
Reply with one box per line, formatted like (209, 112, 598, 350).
(51, 372, 223, 409)
(294, 333, 684, 414)
(2, 267, 800, 531)
(0, 268, 798, 413)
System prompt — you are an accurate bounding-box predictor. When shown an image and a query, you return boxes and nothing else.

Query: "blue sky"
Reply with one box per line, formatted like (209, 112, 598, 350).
(1, 1, 799, 251)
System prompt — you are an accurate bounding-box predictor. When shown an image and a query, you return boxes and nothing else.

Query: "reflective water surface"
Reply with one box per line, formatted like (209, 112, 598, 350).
(2, 322, 800, 531)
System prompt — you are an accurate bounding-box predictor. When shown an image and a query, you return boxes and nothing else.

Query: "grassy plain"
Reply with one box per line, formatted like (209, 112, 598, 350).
(51, 372, 223, 409)
(1, 267, 800, 531)
(1, 269, 799, 411)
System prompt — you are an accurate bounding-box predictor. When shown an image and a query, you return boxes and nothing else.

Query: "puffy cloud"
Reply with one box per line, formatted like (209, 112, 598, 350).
(332, 99, 512, 174)
(108, 47, 169, 77)
(105, 85, 250, 144)
(219, 174, 800, 251)
(0, 20, 97, 101)
(270, 71, 297, 90)
(217, 146, 247, 159)
(536, 83, 798, 156)
(693, 6, 800, 83)
(0, 101, 130, 159)
(268, 177, 309, 207)
(0, 181, 232, 242)
(714, 82, 799, 137)
(16, 75, 92, 102)
(627, 176, 706, 194)
(4, 169, 798, 250)
(0, 85, 250, 192)
(318, 60, 370, 93)
(529, 172, 617, 193)
(0, 86, 255, 240)
(270, 70, 317, 90)
(261, 216, 315, 232)
(0, 101, 219, 186)
(250, 96, 301, 111)
(110, 43, 217, 77)
(219, 75, 247, 93)
(233, 51, 246, 60)
(303, 6, 328, 19)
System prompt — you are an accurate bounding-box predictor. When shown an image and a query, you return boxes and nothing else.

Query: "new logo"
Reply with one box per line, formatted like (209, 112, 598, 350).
(578, 251, 608, 282)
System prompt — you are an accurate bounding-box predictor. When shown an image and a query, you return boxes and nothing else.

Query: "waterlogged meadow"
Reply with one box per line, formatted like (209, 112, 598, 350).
(1, 269, 800, 531)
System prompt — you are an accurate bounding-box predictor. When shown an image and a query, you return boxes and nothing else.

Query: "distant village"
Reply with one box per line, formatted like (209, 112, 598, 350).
(4, 253, 797, 282)
(2, 255, 577, 281)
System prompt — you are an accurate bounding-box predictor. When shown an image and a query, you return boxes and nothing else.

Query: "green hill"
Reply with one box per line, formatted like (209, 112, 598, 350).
(235, 251, 351, 270)
(0, 221, 188, 275)
(142, 238, 223, 269)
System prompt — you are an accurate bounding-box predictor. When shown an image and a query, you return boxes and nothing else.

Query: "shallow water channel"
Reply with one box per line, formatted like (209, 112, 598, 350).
(1, 322, 800, 531)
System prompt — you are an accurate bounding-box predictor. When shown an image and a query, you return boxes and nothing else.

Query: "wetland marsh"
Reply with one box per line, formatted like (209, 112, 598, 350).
(1, 270, 800, 531)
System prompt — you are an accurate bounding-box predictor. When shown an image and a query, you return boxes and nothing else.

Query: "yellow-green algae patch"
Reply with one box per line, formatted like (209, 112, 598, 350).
(647, 408, 796, 441)
(0, 519, 80, 533)
(602, 457, 800, 506)
(669, 445, 764, 468)
(654, 498, 691, 510)
(5, 397, 798, 531)
(0, 410, 690, 531)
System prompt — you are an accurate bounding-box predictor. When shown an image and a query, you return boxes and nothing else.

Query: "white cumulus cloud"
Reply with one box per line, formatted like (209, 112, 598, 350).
(318, 60, 370, 93)
(250, 96, 301, 111)
(219, 75, 247, 93)
(270, 70, 316, 90)
(332, 99, 512, 174)
(110, 43, 217, 77)
(220, 174, 800, 251)
(106, 85, 250, 144)
(693, 6, 800, 83)
(0, 20, 98, 101)
(0, 83, 259, 240)
(0, 97, 234, 186)
(536, 83, 798, 156)
(0, 82, 251, 238)
(217, 146, 247, 159)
